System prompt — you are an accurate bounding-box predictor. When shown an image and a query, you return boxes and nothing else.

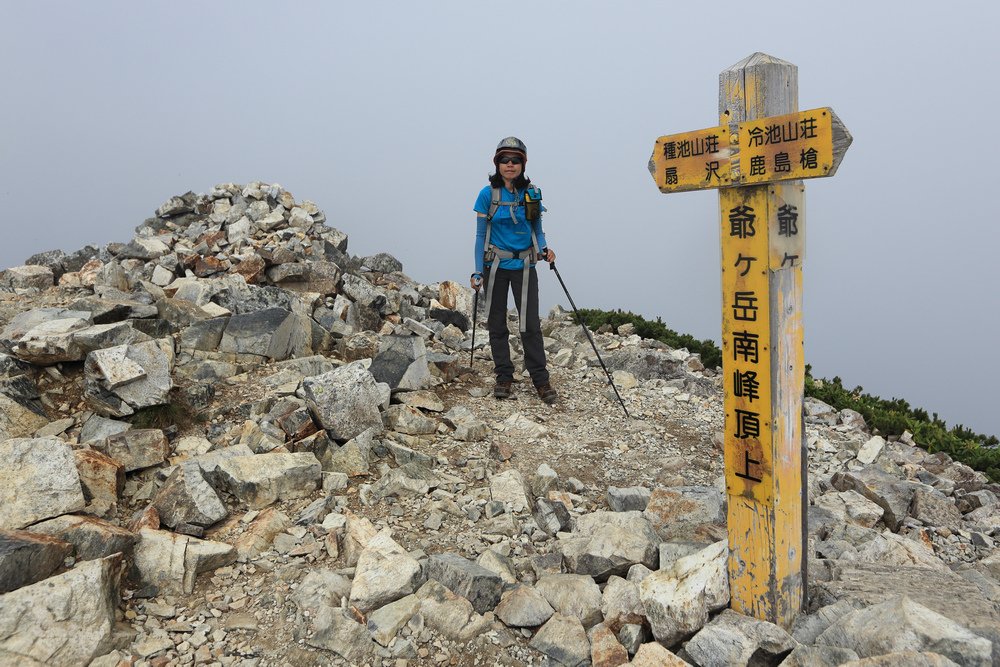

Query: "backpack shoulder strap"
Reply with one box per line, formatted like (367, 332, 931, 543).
(486, 187, 501, 222)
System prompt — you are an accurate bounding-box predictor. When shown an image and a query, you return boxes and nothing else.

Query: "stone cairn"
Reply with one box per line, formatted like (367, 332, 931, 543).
(0, 183, 997, 667)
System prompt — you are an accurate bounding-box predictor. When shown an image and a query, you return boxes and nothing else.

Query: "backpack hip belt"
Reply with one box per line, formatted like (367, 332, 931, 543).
(484, 245, 538, 333)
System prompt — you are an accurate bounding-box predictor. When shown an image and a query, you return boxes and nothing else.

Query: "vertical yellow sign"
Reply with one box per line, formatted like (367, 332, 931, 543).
(720, 182, 805, 623)
(720, 186, 773, 505)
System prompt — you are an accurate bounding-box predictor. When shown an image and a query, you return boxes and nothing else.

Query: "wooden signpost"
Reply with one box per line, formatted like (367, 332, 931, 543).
(648, 53, 852, 627)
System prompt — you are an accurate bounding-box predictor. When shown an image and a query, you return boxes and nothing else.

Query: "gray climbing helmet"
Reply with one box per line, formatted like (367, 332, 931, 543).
(494, 136, 527, 163)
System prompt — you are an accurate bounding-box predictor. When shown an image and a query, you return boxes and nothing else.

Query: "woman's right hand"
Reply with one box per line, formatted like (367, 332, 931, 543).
(470, 273, 483, 291)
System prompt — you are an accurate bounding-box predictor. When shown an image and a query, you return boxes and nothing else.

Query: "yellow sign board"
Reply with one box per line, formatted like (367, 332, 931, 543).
(651, 126, 732, 193)
(738, 108, 834, 185)
(720, 186, 773, 504)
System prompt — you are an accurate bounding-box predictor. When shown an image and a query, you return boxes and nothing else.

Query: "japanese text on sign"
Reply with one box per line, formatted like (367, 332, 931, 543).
(738, 108, 833, 185)
(651, 126, 732, 193)
(720, 187, 773, 503)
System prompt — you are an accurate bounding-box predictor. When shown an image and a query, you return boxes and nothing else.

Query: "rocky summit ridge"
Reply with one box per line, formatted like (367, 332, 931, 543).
(0, 182, 997, 667)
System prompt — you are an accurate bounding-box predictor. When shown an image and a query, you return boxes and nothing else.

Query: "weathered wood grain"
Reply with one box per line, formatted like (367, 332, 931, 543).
(719, 52, 805, 629)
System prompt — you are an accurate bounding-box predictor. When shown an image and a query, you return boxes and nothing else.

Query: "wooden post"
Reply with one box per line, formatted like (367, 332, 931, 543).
(718, 53, 804, 626)
(647, 51, 852, 628)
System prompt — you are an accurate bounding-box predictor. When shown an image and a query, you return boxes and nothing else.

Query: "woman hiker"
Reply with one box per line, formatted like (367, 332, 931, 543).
(470, 136, 558, 404)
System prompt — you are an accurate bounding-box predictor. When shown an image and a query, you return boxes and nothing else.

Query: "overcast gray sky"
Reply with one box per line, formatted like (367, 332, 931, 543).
(2, 1, 997, 438)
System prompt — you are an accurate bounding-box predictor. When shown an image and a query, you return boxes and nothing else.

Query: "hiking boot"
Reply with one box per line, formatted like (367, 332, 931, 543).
(494, 380, 513, 399)
(536, 382, 558, 405)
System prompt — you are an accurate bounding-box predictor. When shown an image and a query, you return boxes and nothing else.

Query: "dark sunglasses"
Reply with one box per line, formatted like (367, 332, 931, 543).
(497, 155, 523, 165)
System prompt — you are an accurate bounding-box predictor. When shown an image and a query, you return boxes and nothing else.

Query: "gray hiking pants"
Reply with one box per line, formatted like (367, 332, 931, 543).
(484, 267, 550, 386)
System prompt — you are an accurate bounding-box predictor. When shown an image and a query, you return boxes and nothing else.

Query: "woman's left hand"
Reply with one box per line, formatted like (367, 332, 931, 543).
(542, 248, 555, 263)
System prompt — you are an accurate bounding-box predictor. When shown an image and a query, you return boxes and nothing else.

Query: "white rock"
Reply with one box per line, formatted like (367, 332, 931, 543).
(349, 530, 421, 612)
(856, 436, 885, 465)
(490, 469, 529, 513)
(0, 555, 123, 666)
(638, 540, 729, 645)
(0, 437, 86, 530)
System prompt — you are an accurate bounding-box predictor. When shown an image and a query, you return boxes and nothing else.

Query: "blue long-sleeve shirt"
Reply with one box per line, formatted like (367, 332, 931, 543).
(473, 185, 547, 274)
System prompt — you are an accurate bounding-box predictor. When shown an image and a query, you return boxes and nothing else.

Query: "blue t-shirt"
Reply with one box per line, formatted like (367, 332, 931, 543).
(473, 185, 548, 273)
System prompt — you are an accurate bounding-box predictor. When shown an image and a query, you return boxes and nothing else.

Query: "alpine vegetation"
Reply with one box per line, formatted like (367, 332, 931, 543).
(0, 183, 996, 666)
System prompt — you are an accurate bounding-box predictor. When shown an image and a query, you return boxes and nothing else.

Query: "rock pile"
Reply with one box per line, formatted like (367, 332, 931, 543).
(0, 183, 997, 666)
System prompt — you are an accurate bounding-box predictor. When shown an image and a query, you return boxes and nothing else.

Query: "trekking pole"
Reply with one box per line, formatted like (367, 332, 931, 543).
(548, 262, 629, 417)
(470, 286, 479, 367)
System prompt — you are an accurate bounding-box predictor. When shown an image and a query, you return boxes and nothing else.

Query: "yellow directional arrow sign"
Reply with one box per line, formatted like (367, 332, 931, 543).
(649, 107, 851, 192)
(649, 125, 733, 193)
(737, 108, 849, 184)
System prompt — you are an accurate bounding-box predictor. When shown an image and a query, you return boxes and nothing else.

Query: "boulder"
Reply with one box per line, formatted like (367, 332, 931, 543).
(131, 528, 235, 595)
(234, 508, 292, 560)
(348, 531, 421, 612)
(837, 652, 960, 666)
(557, 511, 660, 580)
(490, 469, 530, 513)
(370, 462, 461, 499)
(3, 264, 54, 291)
(791, 600, 857, 645)
(218, 308, 311, 361)
(84, 339, 174, 417)
(643, 486, 726, 540)
(368, 334, 431, 391)
(588, 622, 629, 667)
(0, 530, 73, 593)
(9, 317, 91, 364)
(0, 437, 86, 530)
(361, 252, 403, 273)
(607, 486, 651, 512)
(854, 435, 885, 464)
(94, 429, 170, 472)
(628, 642, 690, 666)
(0, 308, 88, 346)
(443, 406, 489, 441)
(529, 613, 591, 667)
(909, 488, 962, 527)
(779, 645, 860, 667)
(684, 609, 797, 666)
(600, 576, 645, 632)
(603, 347, 685, 381)
(638, 540, 729, 646)
(416, 580, 491, 641)
(302, 362, 385, 440)
(384, 404, 437, 435)
(213, 452, 321, 509)
(815, 596, 991, 667)
(367, 594, 421, 647)
(0, 392, 49, 442)
(78, 415, 131, 443)
(494, 584, 555, 627)
(291, 570, 375, 660)
(152, 462, 228, 528)
(323, 437, 370, 477)
(73, 449, 125, 518)
(831, 469, 927, 531)
(812, 562, 1000, 662)
(426, 552, 504, 614)
(307, 607, 377, 662)
(0, 555, 124, 667)
(814, 490, 884, 529)
(27, 515, 136, 562)
(535, 573, 604, 629)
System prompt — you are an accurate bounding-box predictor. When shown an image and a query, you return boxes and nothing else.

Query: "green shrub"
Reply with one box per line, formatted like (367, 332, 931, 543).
(804, 372, 1000, 482)
(576, 308, 1000, 482)
(576, 308, 722, 369)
